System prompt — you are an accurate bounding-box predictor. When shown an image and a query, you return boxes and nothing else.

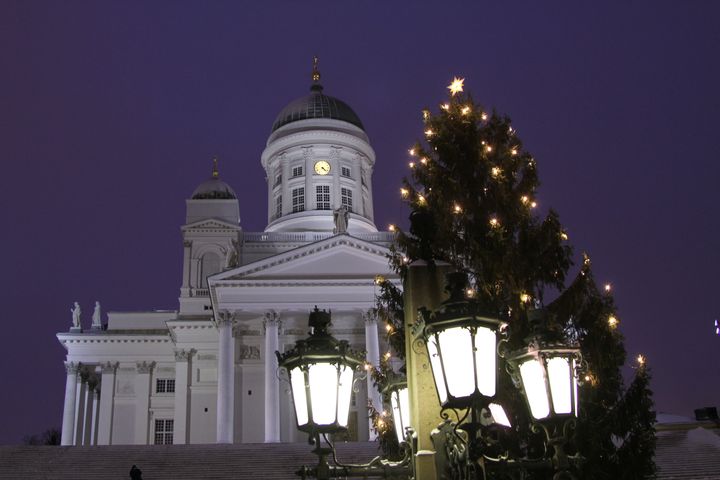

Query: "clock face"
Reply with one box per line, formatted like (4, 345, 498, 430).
(314, 160, 331, 175)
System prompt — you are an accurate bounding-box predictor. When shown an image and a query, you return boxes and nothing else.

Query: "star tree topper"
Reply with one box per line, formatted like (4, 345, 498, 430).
(448, 76, 465, 96)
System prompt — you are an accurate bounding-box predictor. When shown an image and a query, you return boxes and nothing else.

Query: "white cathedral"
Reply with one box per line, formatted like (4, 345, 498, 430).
(56, 64, 398, 446)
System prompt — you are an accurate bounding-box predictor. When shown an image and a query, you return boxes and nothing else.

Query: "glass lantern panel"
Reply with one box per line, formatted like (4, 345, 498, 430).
(572, 358, 579, 417)
(488, 403, 511, 427)
(474, 326, 497, 397)
(547, 357, 572, 414)
(309, 363, 339, 425)
(336, 365, 354, 427)
(427, 337, 448, 404)
(438, 327, 475, 398)
(290, 367, 309, 426)
(391, 387, 410, 442)
(391, 391, 403, 443)
(520, 359, 550, 419)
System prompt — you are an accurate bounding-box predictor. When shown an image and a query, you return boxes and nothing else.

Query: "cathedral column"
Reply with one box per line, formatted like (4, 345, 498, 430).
(364, 310, 383, 440)
(216, 311, 235, 443)
(82, 377, 97, 445)
(90, 385, 100, 445)
(73, 368, 89, 445)
(174, 349, 194, 444)
(331, 148, 341, 210)
(354, 161, 364, 216)
(61, 362, 79, 445)
(181, 240, 192, 297)
(280, 154, 289, 217)
(263, 311, 281, 443)
(134, 361, 155, 444)
(303, 147, 313, 210)
(97, 362, 117, 445)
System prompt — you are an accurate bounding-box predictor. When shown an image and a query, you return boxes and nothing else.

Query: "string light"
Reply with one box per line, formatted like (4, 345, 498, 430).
(374, 275, 385, 285)
(364, 363, 372, 371)
(481, 112, 488, 121)
(461, 106, 471, 115)
(408, 162, 415, 168)
(491, 167, 501, 177)
(508, 126, 515, 135)
(521, 195, 529, 204)
(402, 255, 409, 263)
(441, 103, 450, 111)
(485, 145, 493, 153)
(489, 217, 500, 228)
(388, 224, 397, 232)
(520, 292, 531, 304)
(604, 283, 612, 293)
(422, 110, 430, 121)
(466, 289, 475, 297)
(448, 77, 465, 96)
(453, 204, 462, 214)
(400, 188, 409, 198)
(510, 148, 518, 156)
(420, 157, 428, 165)
(425, 129, 434, 137)
(560, 231, 569, 241)
(637, 354, 646, 366)
(409, 148, 416, 156)
(417, 194, 426, 204)
(530, 201, 537, 209)
(608, 316, 618, 328)
(384, 351, 392, 360)
(385, 324, 393, 332)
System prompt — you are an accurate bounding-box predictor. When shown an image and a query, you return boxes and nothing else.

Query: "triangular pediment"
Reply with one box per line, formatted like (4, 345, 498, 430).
(182, 219, 241, 231)
(211, 234, 395, 282)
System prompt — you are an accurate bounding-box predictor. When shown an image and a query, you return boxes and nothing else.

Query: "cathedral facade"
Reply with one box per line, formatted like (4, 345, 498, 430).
(56, 67, 398, 446)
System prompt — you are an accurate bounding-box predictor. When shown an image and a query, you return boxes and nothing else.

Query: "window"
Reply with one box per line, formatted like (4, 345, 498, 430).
(292, 187, 305, 213)
(341, 166, 351, 178)
(292, 165, 304, 177)
(156, 379, 175, 393)
(154, 419, 174, 445)
(316, 185, 331, 210)
(274, 171, 282, 187)
(275, 195, 282, 218)
(341, 188, 353, 212)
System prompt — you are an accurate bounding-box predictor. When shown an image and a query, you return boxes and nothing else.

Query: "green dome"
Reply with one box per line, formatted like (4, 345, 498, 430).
(271, 84, 364, 133)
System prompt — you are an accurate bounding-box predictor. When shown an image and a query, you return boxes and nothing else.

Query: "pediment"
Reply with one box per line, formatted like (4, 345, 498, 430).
(182, 219, 242, 232)
(211, 234, 395, 282)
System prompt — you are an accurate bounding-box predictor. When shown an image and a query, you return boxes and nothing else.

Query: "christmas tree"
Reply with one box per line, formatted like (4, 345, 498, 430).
(372, 77, 656, 478)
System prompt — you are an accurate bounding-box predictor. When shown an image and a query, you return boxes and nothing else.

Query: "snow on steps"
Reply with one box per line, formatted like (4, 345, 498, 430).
(0, 441, 382, 480)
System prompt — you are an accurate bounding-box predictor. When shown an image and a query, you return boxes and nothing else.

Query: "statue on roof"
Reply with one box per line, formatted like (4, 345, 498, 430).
(333, 205, 349, 234)
(71, 302, 81, 329)
(92, 301, 102, 329)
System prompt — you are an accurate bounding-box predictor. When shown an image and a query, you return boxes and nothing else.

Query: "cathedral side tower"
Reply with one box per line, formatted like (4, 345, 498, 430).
(179, 159, 242, 314)
(261, 59, 377, 233)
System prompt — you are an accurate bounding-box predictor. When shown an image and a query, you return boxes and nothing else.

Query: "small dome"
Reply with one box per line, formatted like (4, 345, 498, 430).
(191, 159, 237, 200)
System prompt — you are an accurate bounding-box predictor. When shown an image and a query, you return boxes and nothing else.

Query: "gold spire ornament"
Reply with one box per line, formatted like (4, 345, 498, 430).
(312, 56, 321, 83)
(212, 157, 219, 178)
(448, 77, 465, 96)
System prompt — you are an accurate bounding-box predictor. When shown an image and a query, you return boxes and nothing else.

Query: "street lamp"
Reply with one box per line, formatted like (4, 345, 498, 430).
(277, 307, 414, 480)
(506, 308, 582, 478)
(416, 273, 582, 479)
(417, 271, 505, 410)
(383, 377, 410, 444)
(277, 307, 363, 436)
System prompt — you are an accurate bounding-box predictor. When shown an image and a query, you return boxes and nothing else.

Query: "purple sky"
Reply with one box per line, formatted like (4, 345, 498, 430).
(1, 1, 719, 444)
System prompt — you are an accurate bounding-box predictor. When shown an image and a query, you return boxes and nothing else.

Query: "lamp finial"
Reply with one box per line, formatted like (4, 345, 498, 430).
(212, 157, 219, 178)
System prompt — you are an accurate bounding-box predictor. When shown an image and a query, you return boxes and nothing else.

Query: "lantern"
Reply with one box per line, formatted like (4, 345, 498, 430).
(507, 309, 581, 421)
(383, 378, 411, 444)
(419, 272, 504, 409)
(277, 307, 364, 434)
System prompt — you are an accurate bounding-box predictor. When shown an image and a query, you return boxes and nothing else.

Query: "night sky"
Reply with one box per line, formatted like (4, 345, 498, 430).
(1, 1, 719, 444)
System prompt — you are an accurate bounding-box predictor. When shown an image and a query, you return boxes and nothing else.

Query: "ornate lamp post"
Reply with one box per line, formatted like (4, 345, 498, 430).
(506, 308, 582, 479)
(277, 307, 414, 480)
(414, 272, 582, 480)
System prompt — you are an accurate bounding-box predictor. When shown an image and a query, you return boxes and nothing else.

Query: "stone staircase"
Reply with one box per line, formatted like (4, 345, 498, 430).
(0, 442, 383, 480)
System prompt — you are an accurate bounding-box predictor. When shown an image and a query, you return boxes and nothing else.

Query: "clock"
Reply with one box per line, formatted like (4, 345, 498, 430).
(314, 160, 331, 175)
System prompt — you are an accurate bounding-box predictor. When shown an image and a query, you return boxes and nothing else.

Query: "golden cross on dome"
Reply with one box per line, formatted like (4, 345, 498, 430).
(212, 157, 219, 178)
(312, 56, 321, 83)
